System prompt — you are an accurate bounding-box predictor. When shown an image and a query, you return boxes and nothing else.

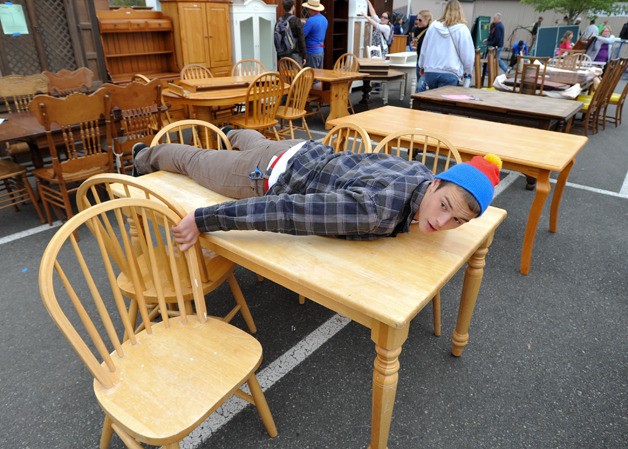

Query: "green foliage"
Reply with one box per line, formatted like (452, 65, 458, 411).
(109, 0, 146, 7)
(520, 0, 622, 23)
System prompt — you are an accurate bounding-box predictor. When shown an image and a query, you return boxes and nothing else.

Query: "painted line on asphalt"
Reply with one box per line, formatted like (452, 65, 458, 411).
(619, 170, 628, 197)
(0, 221, 62, 246)
(182, 314, 351, 448)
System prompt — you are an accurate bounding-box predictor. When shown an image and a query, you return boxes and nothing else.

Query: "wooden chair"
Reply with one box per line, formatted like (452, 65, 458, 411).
(131, 73, 173, 125)
(278, 57, 302, 85)
(334, 53, 360, 114)
(605, 60, 628, 127)
(484, 47, 499, 89)
(373, 129, 463, 337)
(39, 197, 277, 449)
(76, 173, 256, 335)
(276, 67, 315, 139)
(231, 58, 266, 77)
(0, 159, 44, 222)
(180, 63, 213, 81)
(322, 122, 372, 154)
(43, 67, 94, 97)
(150, 119, 231, 150)
(0, 74, 49, 166)
(513, 56, 549, 95)
(574, 59, 623, 136)
(228, 72, 283, 140)
(101, 79, 165, 174)
(30, 90, 113, 225)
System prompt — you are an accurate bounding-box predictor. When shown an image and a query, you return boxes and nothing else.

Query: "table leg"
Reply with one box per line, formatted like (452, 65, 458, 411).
(368, 321, 409, 449)
(360, 82, 373, 105)
(28, 140, 44, 169)
(451, 231, 494, 357)
(520, 170, 551, 275)
(326, 82, 351, 123)
(549, 159, 574, 233)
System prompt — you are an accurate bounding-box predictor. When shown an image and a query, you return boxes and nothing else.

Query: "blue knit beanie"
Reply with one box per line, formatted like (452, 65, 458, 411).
(435, 154, 502, 215)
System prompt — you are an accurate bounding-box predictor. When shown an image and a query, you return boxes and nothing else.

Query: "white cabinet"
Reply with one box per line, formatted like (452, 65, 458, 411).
(231, 0, 277, 71)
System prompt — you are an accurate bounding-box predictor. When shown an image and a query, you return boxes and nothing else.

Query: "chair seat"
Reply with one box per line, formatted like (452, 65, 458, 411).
(609, 92, 620, 103)
(0, 159, 27, 179)
(33, 164, 109, 183)
(117, 251, 234, 302)
(229, 113, 278, 130)
(276, 105, 307, 119)
(94, 315, 262, 444)
(481, 87, 496, 91)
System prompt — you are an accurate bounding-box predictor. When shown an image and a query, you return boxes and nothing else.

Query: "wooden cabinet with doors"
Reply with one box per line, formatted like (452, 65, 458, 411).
(160, 0, 233, 77)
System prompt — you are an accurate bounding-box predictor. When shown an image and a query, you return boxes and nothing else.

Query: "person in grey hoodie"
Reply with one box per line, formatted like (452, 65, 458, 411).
(417, 0, 474, 91)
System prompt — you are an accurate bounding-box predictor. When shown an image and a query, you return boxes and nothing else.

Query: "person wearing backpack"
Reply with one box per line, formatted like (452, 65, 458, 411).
(275, 0, 306, 65)
(302, 0, 328, 69)
(359, 0, 393, 58)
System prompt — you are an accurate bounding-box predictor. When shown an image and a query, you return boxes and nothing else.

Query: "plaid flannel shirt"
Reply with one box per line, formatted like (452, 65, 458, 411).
(194, 140, 434, 240)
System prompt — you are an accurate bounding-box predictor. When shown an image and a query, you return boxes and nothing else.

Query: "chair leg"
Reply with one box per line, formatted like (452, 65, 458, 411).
(432, 292, 441, 337)
(271, 126, 280, 141)
(227, 272, 257, 334)
(298, 294, 306, 305)
(21, 173, 45, 223)
(289, 121, 295, 140)
(38, 183, 54, 225)
(301, 117, 312, 140)
(99, 415, 114, 449)
(247, 374, 278, 438)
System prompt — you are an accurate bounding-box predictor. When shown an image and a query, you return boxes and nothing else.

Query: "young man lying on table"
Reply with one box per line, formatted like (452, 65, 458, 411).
(132, 128, 502, 251)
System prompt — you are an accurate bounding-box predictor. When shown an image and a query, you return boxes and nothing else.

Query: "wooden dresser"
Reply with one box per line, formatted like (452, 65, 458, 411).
(160, 0, 233, 77)
(96, 8, 180, 84)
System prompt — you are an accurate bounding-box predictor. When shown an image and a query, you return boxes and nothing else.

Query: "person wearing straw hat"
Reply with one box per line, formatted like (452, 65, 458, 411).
(302, 0, 328, 69)
(131, 130, 502, 251)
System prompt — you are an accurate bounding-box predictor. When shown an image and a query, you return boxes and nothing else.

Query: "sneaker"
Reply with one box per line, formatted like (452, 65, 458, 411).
(131, 142, 148, 177)
(220, 125, 233, 138)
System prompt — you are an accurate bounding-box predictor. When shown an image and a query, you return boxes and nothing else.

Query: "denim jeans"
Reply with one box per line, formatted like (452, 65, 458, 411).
(423, 72, 459, 90)
(496, 47, 509, 72)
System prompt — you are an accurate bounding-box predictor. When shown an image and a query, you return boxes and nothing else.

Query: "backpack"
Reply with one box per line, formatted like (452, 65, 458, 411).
(274, 15, 296, 57)
(620, 22, 628, 40)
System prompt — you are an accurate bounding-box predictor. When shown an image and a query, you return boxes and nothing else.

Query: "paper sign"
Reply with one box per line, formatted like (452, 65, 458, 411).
(0, 3, 29, 35)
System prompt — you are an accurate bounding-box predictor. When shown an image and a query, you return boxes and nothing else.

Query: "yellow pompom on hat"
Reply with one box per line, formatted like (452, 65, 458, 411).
(435, 153, 502, 215)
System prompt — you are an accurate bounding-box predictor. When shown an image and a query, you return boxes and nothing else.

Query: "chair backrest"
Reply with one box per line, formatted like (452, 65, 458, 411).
(373, 129, 462, 174)
(474, 48, 482, 88)
(560, 52, 592, 70)
(334, 53, 359, 72)
(76, 173, 215, 285)
(180, 64, 213, 80)
(100, 79, 164, 173)
(131, 73, 152, 84)
(486, 47, 498, 87)
(0, 74, 49, 113)
(322, 123, 372, 154)
(150, 119, 231, 150)
(278, 57, 302, 84)
(284, 67, 315, 112)
(242, 72, 284, 126)
(366, 45, 382, 59)
(513, 55, 549, 95)
(29, 89, 113, 176)
(39, 197, 208, 389)
(43, 67, 94, 97)
(231, 59, 266, 77)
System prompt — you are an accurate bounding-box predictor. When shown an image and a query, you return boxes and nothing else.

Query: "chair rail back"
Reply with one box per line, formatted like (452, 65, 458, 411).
(322, 123, 372, 154)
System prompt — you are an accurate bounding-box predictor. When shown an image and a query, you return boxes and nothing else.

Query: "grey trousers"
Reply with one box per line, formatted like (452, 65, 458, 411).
(135, 130, 301, 199)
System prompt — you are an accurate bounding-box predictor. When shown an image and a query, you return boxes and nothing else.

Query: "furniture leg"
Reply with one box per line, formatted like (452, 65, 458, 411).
(368, 322, 409, 449)
(549, 159, 574, 233)
(28, 140, 44, 169)
(382, 82, 389, 104)
(451, 231, 494, 357)
(360, 82, 373, 105)
(326, 82, 351, 123)
(520, 171, 551, 275)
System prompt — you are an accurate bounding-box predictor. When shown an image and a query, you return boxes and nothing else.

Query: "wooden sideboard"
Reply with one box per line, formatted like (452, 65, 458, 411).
(96, 8, 180, 84)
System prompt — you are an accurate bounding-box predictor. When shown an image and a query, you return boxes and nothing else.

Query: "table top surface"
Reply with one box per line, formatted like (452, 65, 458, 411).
(0, 111, 48, 142)
(412, 86, 583, 119)
(327, 106, 588, 172)
(127, 171, 506, 328)
(311, 68, 364, 82)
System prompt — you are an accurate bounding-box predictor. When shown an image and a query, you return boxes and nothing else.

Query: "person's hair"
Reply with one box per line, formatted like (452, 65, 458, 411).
(418, 10, 433, 25)
(494, 13, 502, 21)
(602, 25, 612, 34)
(439, 0, 467, 27)
(538, 17, 543, 21)
(282, 0, 294, 11)
(381, 10, 391, 20)
(435, 180, 481, 217)
(590, 19, 596, 25)
(560, 31, 573, 44)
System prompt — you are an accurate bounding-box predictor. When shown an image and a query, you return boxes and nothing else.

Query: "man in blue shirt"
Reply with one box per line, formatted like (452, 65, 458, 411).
(484, 13, 508, 73)
(302, 0, 328, 69)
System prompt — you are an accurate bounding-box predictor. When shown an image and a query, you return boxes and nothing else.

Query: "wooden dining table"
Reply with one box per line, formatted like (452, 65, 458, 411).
(163, 70, 364, 127)
(327, 106, 589, 275)
(0, 111, 54, 168)
(411, 85, 583, 132)
(112, 170, 507, 449)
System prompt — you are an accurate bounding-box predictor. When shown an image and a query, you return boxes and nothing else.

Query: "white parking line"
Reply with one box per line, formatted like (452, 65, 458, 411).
(182, 314, 351, 448)
(0, 221, 62, 246)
